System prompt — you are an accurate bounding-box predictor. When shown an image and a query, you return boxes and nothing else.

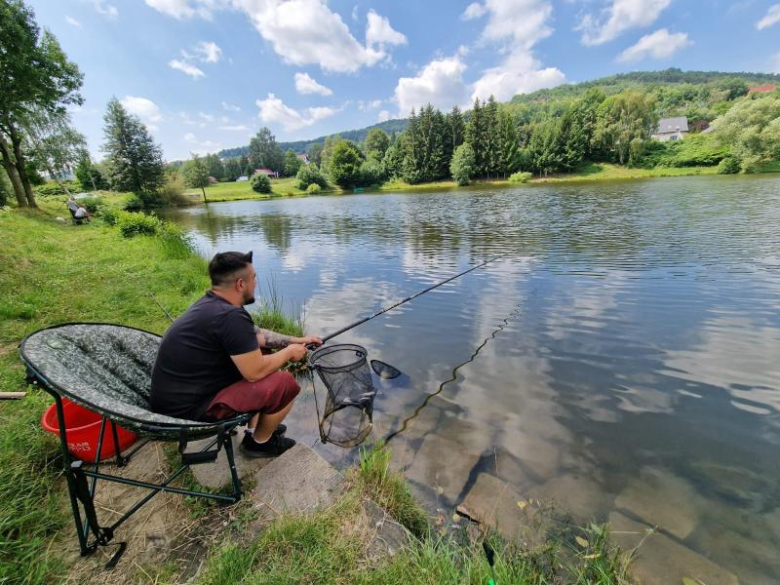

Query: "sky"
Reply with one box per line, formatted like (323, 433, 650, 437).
(26, 0, 780, 161)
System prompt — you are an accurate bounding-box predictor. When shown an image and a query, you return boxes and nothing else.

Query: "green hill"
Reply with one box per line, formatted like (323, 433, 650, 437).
(218, 118, 407, 158)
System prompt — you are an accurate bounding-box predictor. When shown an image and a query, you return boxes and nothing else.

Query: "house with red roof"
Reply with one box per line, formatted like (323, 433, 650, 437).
(748, 84, 776, 94)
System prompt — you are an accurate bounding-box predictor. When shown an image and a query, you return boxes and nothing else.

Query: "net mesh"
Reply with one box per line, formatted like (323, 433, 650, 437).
(309, 344, 376, 447)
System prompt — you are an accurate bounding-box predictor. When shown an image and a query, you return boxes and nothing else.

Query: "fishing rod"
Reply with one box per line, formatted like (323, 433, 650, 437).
(316, 256, 503, 345)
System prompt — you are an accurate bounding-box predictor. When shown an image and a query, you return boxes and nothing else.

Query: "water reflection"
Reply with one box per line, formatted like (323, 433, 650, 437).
(162, 176, 780, 583)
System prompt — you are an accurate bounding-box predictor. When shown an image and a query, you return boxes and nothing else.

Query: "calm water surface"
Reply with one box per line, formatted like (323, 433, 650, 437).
(163, 176, 780, 583)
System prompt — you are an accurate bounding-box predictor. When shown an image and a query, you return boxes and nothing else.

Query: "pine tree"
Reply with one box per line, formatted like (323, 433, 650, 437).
(497, 110, 520, 177)
(447, 106, 465, 154)
(102, 97, 164, 197)
(465, 98, 488, 178)
(484, 96, 501, 178)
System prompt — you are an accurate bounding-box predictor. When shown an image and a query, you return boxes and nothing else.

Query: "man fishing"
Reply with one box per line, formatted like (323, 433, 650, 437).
(150, 251, 322, 458)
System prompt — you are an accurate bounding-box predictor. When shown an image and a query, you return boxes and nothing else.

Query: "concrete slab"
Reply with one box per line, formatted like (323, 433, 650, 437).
(608, 512, 740, 585)
(188, 430, 272, 490)
(614, 467, 701, 540)
(456, 472, 553, 548)
(359, 499, 414, 562)
(527, 472, 610, 523)
(249, 443, 346, 518)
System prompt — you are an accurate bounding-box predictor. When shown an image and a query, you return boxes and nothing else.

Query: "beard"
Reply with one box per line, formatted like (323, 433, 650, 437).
(242, 291, 256, 306)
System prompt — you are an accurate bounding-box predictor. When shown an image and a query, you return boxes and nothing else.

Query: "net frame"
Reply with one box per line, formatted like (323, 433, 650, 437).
(309, 344, 377, 447)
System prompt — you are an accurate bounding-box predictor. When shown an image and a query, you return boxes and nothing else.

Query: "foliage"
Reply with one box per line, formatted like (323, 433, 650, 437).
(382, 134, 406, 180)
(222, 157, 243, 181)
(116, 210, 161, 237)
(714, 94, 780, 171)
(641, 134, 730, 168)
(306, 183, 321, 194)
(123, 193, 144, 211)
(296, 163, 328, 190)
(359, 159, 385, 186)
(75, 156, 108, 190)
(450, 143, 476, 186)
(248, 127, 283, 172)
(307, 143, 323, 166)
(158, 171, 189, 206)
(508, 171, 532, 183)
(283, 149, 302, 177)
(182, 154, 210, 199)
(593, 91, 658, 165)
(329, 140, 365, 188)
(0, 171, 9, 206)
(79, 195, 102, 213)
(320, 134, 343, 175)
(0, 0, 84, 208)
(403, 105, 451, 184)
(102, 97, 165, 198)
(364, 128, 390, 161)
(250, 172, 272, 194)
(33, 180, 79, 197)
(717, 155, 742, 174)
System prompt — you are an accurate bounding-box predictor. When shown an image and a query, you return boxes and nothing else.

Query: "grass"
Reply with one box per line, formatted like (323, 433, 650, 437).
(195, 443, 633, 585)
(0, 205, 304, 584)
(183, 177, 342, 202)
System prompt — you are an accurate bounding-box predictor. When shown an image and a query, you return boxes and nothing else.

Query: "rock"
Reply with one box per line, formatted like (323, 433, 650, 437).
(359, 499, 414, 562)
(527, 472, 609, 523)
(187, 429, 272, 490)
(615, 466, 701, 539)
(249, 443, 346, 519)
(608, 512, 740, 585)
(456, 472, 553, 547)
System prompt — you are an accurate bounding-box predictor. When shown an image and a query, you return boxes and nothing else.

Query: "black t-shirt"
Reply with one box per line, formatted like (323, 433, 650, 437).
(150, 291, 258, 420)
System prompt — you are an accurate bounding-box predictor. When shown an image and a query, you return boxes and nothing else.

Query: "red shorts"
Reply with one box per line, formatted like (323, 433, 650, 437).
(205, 371, 301, 421)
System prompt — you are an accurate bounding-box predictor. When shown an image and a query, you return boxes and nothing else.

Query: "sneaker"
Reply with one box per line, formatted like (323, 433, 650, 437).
(244, 424, 286, 438)
(240, 433, 296, 458)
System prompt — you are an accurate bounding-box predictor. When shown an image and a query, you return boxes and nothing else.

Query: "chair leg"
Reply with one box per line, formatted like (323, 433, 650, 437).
(222, 431, 243, 502)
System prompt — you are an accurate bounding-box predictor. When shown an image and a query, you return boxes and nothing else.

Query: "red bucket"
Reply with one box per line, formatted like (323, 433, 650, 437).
(42, 398, 138, 462)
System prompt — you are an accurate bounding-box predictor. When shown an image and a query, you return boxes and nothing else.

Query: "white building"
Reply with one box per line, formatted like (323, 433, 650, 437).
(652, 117, 689, 142)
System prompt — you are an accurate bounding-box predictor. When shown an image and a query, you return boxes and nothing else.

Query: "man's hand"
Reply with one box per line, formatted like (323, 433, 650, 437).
(285, 343, 308, 362)
(295, 335, 323, 347)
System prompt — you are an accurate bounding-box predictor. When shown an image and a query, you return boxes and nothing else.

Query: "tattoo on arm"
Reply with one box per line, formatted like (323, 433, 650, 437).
(256, 327, 295, 350)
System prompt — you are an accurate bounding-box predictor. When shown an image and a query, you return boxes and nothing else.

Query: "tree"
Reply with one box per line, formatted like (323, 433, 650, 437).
(402, 105, 450, 183)
(204, 153, 224, 181)
(283, 149, 302, 177)
(183, 153, 209, 202)
(329, 140, 364, 188)
(320, 135, 343, 175)
(0, 0, 83, 207)
(447, 106, 465, 155)
(465, 98, 489, 177)
(102, 97, 165, 199)
(450, 143, 476, 186)
(592, 91, 657, 165)
(223, 157, 242, 181)
(528, 120, 563, 177)
(24, 108, 87, 196)
(248, 127, 283, 172)
(484, 96, 501, 178)
(296, 163, 328, 190)
(382, 134, 406, 180)
(308, 143, 323, 166)
(496, 110, 520, 177)
(364, 129, 389, 162)
(715, 94, 780, 171)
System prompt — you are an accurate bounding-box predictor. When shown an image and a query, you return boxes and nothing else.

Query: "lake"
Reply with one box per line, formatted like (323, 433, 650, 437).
(163, 175, 780, 583)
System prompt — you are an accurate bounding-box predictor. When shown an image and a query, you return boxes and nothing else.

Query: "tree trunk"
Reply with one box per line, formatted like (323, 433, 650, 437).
(8, 125, 37, 208)
(201, 184, 208, 204)
(0, 133, 27, 207)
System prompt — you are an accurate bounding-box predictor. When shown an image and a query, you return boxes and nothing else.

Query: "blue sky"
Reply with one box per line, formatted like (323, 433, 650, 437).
(27, 0, 780, 161)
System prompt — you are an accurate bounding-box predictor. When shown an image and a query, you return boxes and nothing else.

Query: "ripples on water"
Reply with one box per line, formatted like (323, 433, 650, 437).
(163, 176, 780, 583)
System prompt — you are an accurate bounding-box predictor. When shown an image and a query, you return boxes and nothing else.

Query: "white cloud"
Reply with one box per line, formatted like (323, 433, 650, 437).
(66, 16, 82, 27)
(378, 110, 391, 122)
(194, 41, 222, 62)
(462, 2, 487, 20)
(394, 55, 470, 115)
(218, 124, 250, 131)
(359, 99, 383, 110)
(121, 96, 163, 124)
(91, 0, 118, 19)
(467, 0, 566, 102)
(184, 132, 196, 142)
(144, 0, 218, 19)
(757, 4, 780, 29)
(231, 0, 395, 72)
(256, 93, 339, 130)
(579, 0, 672, 46)
(198, 112, 216, 123)
(365, 9, 407, 48)
(145, 0, 404, 72)
(169, 59, 206, 78)
(222, 101, 241, 112)
(294, 72, 333, 96)
(617, 29, 692, 62)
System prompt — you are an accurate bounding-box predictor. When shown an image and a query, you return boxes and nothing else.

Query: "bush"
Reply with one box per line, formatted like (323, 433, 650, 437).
(450, 143, 475, 186)
(508, 171, 532, 184)
(79, 196, 102, 214)
(296, 164, 328, 190)
(100, 206, 119, 226)
(33, 181, 80, 198)
(329, 141, 365, 188)
(116, 211, 160, 237)
(306, 183, 321, 194)
(250, 172, 272, 194)
(717, 156, 741, 174)
(123, 194, 144, 211)
(158, 173, 189, 206)
(359, 159, 385, 187)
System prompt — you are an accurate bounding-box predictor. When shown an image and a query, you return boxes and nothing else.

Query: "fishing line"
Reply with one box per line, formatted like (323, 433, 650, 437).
(384, 301, 525, 444)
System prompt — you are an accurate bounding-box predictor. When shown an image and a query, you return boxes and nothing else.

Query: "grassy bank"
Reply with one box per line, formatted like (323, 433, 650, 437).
(183, 177, 342, 202)
(0, 208, 300, 583)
